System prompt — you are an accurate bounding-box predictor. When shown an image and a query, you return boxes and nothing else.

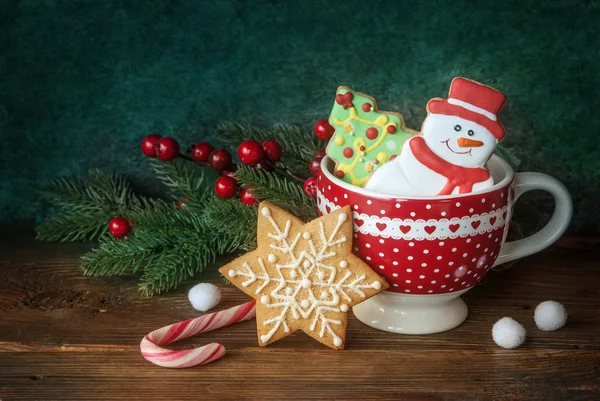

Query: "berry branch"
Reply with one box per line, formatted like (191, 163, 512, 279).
(36, 123, 329, 295)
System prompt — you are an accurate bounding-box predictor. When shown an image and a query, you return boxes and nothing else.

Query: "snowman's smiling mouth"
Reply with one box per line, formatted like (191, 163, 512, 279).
(442, 139, 472, 155)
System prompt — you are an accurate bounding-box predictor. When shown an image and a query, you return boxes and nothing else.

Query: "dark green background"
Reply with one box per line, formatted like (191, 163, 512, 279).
(1, 0, 599, 233)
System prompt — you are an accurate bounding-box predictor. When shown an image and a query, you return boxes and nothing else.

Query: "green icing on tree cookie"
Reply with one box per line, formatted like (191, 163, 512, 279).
(326, 86, 415, 187)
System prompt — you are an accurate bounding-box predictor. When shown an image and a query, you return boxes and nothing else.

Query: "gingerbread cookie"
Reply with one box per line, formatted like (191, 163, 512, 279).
(219, 201, 388, 349)
(365, 77, 505, 196)
(326, 86, 416, 186)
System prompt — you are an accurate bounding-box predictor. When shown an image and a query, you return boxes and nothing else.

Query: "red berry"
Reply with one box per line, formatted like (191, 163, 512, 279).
(261, 140, 283, 162)
(109, 217, 131, 238)
(309, 158, 321, 176)
(303, 177, 318, 198)
(141, 134, 161, 157)
(155, 137, 180, 161)
(177, 196, 190, 208)
(366, 127, 378, 140)
(313, 148, 326, 161)
(238, 140, 264, 166)
(240, 188, 258, 205)
(190, 142, 213, 161)
(209, 149, 232, 171)
(214, 175, 238, 199)
(314, 119, 335, 141)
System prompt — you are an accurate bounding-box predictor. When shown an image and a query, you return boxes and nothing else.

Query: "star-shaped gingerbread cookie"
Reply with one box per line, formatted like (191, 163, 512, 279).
(219, 201, 388, 350)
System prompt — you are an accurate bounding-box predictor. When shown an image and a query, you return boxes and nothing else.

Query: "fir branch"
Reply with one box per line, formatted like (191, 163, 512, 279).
(202, 195, 259, 251)
(216, 123, 319, 177)
(36, 210, 114, 242)
(36, 169, 168, 242)
(271, 123, 321, 165)
(234, 165, 317, 221)
(38, 176, 90, 208)
(81, 206, 242, 296)
(151, 158, 212, 200)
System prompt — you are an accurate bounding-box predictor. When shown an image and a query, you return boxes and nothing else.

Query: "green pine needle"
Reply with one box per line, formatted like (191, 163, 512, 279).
(151, 158, 212, 200)
(216, 123, 319, 177)
(81, 206, 242, 296)
(234, 165, 317, 221)
(36, 169, 167, 242)
(202, 195, 259, 251)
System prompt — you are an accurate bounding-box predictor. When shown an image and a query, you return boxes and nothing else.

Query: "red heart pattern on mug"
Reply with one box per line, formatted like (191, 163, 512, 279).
(316, 168, 512, 295)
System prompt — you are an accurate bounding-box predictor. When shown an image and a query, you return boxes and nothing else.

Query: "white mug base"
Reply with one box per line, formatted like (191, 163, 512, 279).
(353, 290, 469, 335)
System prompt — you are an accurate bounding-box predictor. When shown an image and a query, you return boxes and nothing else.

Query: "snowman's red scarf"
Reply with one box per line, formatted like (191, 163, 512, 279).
(409, 136, 490, 195)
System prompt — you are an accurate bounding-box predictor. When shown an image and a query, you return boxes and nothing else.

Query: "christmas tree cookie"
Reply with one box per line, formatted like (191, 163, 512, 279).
(326, 86, 415, 187)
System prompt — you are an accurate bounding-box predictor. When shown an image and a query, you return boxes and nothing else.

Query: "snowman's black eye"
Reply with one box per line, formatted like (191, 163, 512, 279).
(454, 124, 461, 132)
(468, 129, 475, 136)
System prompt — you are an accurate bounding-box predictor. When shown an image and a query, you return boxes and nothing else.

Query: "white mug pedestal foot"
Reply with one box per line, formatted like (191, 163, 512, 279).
(353, 290, 469, 335)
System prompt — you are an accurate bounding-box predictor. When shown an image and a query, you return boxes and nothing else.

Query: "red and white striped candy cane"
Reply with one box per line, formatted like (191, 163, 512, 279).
(140, 301, 256, 368)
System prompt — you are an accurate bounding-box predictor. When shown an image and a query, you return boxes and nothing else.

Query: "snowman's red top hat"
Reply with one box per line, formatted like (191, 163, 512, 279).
(427, 77, 506, 140)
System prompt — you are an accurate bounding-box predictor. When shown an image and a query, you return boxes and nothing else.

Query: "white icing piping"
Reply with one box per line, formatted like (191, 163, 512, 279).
(228, 206, 380, 347)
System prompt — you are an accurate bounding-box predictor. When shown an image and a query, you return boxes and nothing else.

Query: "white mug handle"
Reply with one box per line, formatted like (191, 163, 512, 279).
(494, 172, 572, 266)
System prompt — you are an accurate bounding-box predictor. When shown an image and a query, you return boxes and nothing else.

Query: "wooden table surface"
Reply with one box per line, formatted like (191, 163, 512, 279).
(0, 233, 598, 400)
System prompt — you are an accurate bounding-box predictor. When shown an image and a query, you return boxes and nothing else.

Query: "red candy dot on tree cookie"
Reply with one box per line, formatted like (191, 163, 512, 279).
(214, 175, 238, 199)
(386, 125, 397, 134)
(335, 170, 345, 178)
(343, 147, 354, 158)
(109, 217, 131, 238)
(366, 128, 379, 140)
(362, 103, 373, 112)
(141, 133, 161, 157)
(238, 140, 264, 166)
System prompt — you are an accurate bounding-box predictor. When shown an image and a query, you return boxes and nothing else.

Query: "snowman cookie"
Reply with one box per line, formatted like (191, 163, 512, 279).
(365, 78, 506, 196)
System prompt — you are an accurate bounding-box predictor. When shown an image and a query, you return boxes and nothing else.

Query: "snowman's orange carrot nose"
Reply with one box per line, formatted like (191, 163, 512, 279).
(457, 137, 484, 147)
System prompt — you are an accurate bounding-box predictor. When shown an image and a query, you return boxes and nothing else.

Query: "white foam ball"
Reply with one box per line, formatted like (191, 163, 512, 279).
(492, 317, 526, 349)
(534, 301, 567, 331)
(188, 283, 221, 312)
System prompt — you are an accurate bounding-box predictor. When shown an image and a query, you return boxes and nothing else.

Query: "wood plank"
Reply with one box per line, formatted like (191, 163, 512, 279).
(1, 350, 598, 400)
(0, 235, 599, 400)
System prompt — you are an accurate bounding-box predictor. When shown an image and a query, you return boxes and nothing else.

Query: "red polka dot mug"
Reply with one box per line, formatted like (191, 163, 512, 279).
(317, 155, 572, 334)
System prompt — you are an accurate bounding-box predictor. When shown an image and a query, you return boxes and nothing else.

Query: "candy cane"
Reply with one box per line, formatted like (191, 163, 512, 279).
(140, 301, 256, 368)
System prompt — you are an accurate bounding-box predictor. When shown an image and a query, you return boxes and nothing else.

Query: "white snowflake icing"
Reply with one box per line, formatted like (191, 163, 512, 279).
(228, 206, 381, 347)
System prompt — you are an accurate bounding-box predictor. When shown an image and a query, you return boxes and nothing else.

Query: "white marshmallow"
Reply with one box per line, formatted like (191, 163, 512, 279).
(492, 317, 526, 349)
(534, 301, 567, 331)
(188, 283, 221, 312)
